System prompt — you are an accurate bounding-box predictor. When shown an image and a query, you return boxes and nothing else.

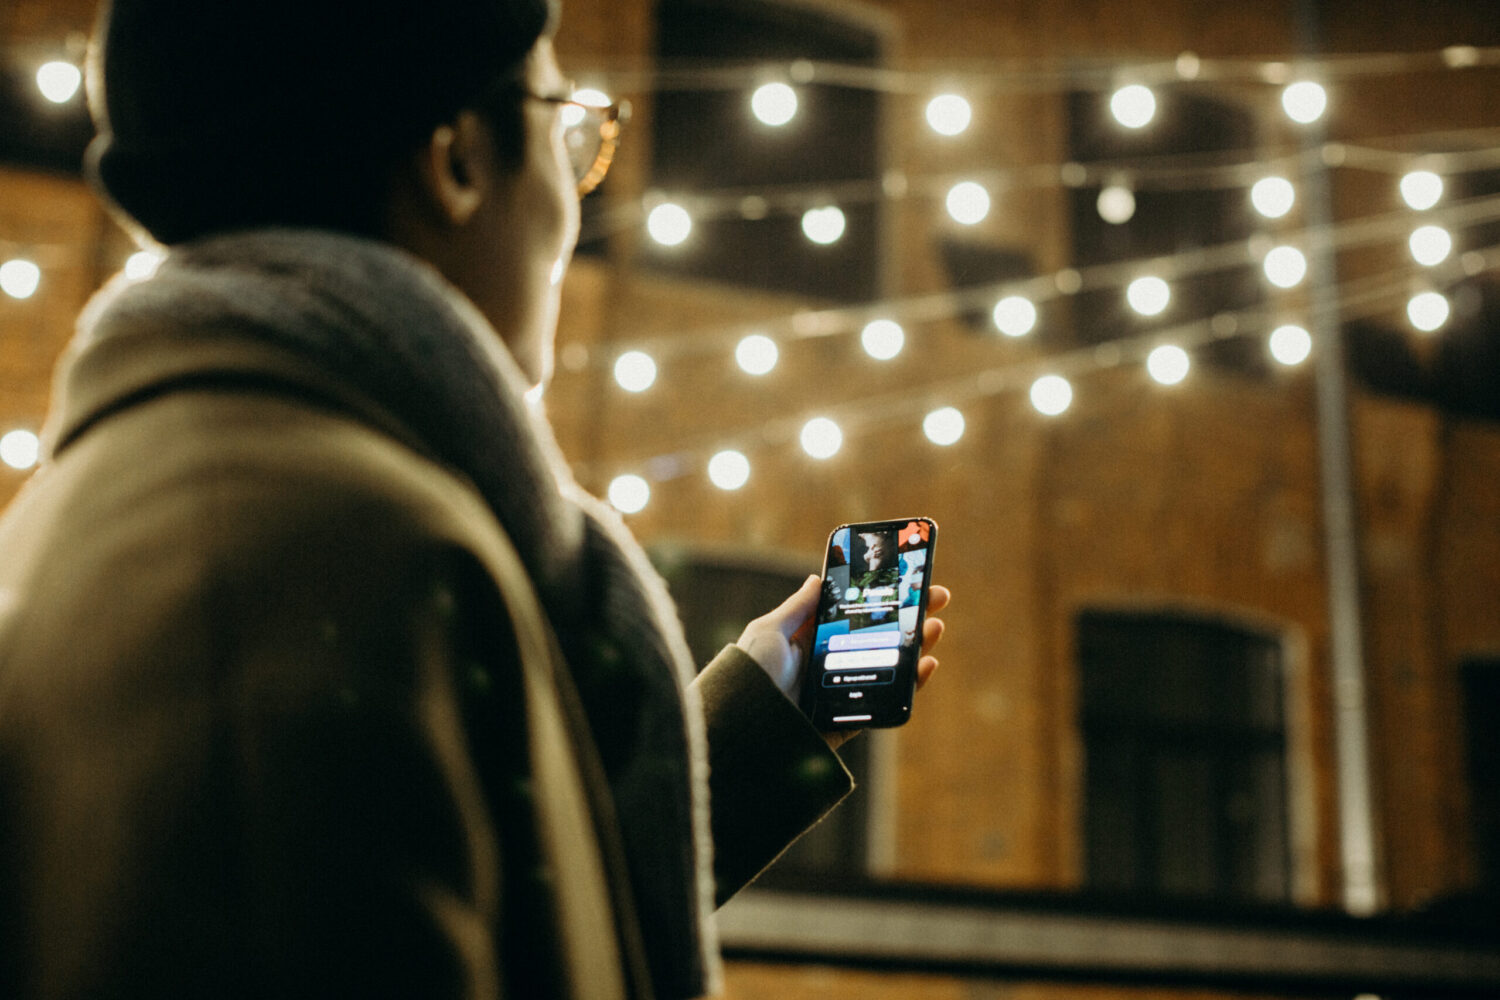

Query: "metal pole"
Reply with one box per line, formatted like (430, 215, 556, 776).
(1295, 0, 1384, 915)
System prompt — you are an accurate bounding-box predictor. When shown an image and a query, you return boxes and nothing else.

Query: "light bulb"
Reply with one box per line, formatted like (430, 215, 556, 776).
(647, 203, 692, 247)
(751, 82, 798, 126)
(613, 351, 657, 392)
(1110, 85, 1156, 128)
(860, 319, 905, 361)
(1127, 276, 1170, 316)
(1146, 344, 1190, 385)
(1251, 177, 1296, 219)
(1030, 375, 1073, 416)
(735, 334, 778, 375)
(923, 407, 965, 446)
(926, 94, 972, 136)
(707, 450, 751, 490)
(1407, 291, 1450, 333)
(607, 475, 650, 514)
(992, 296, 1037, 338)
(0, 259, 41, 299)
(36, 61, 82, 103)
(1097, 185, 1136, 224)
(1409, 225, 1453, 267)
(1282, 81, 1328, 124)
(1269, 324, 1312, 366)
(801, 206, 846, 245)
(800, 417, 843, 459)
(1263, 246, 1308, 288)
(1400, 170, 1443, 210)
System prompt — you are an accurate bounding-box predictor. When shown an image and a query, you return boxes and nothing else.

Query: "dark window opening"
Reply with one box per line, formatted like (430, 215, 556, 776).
(1078, 609, 1291, 904)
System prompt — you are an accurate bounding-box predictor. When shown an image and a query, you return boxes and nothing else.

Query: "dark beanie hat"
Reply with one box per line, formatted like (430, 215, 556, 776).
(87, 0, 556, 243)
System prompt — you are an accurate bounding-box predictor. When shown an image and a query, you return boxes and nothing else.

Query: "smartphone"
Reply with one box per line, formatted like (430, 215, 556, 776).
(799, 517, 937, 730)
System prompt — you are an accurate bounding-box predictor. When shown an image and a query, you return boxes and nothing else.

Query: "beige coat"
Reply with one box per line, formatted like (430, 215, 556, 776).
(0, 325, 851, 999)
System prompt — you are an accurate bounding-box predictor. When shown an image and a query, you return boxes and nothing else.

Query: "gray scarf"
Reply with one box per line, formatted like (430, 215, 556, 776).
(70, 229, 719, 999)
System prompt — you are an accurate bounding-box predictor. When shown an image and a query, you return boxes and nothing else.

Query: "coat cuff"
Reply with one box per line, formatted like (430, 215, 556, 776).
(694, 644, 854, 905)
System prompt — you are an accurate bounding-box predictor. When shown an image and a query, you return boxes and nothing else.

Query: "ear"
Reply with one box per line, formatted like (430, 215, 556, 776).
(411, 111, 490, 226)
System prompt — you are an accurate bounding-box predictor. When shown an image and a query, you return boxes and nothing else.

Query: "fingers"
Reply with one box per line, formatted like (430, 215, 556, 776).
(764, 574, 822, 638)
(927, 584, 951, 615)
(915, 654, 939, 692)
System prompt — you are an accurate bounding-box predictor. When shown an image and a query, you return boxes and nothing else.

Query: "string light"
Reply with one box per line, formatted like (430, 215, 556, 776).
(707, 449, 751, 490)
(0, 259, 41, 299)
(1408, 225, 1453, 266)
(1097, 185, 1136, 224)
(614, 350, 658, 392)
(1407, 290, 1451, 332)
(801, 205, 846, 244)
(993, 295, 1038, 337)
(735, 334, 779, 375)
(608, 474, 651, 514)
(1127, 276, 1171, 316)
(647, 202, 692, 246)
(1109, 84, 1156, 129)
(1400, 170, 1444, 210)
(1251, 176, 1296, 219)
(922, 407, 966, 445)
(1269, 324, 1313, 365)
(751, 82, 798, 126)
(1146, 344, 1190, 385)
(945, 181, 991, 225)
(1281, 81, 1329, 123)
(1030, 375, 1074, 416)
(1263, 245, 1308, 287)
(0, 429, 40, 471)
(35, 60, 81, 103)
(926, 94, 972, 136)
(800, 417, 843, 459)
(860, 319, 905, 360)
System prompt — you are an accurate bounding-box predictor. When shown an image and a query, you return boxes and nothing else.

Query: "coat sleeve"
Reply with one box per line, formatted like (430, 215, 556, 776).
(692, 645, 854, 904)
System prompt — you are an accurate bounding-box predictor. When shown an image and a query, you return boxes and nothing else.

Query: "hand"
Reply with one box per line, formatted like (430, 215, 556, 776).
(736, 574, 822, 697)
(737, 578, 952, 749)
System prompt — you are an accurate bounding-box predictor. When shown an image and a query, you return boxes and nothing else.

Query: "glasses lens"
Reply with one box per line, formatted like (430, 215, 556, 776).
(562, 106, 602, 185)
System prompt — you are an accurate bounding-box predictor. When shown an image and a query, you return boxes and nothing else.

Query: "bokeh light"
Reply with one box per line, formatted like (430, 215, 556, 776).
(36, 61, 82, 103)
(945, 181, 991, 225)
(1110, 85, 1156, 128)
(613, 350, 658, 392)
(1097, 185, 1136, 224)
(926, 94, 972, 136)
(1409, 225, 1453, 266)
(923, 407, 966, 446)
(802, 205, 846, 244)
(1400, 170, 1444, 210)
(0, 259, 41, 299)
(708, 450, 751, 490)
(1407, 291, 1450, 332)
(1030, 375, 1074, 416)
(993, 295, 1038, 338)
(1251, 176, 1296, 219)
(607, 475, 650, 514)
(1281, 81, 1328, 123)
(647, 203, 692, 247)
(1263, 246, 1308, 288)
(861, 319, 905, 360)
(751, 82, 798, 126)
(1127, 276, 1171, 316)
(800, 417, 844, 459)
(735, 334, 779, 375)
(1269, 324, 1313, 366)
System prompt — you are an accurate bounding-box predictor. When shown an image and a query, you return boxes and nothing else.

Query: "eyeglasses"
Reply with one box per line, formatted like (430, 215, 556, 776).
(523, 92, 629, 197)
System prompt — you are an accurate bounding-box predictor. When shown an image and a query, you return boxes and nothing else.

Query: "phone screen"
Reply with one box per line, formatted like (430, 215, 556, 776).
(799, 517, 937, 730)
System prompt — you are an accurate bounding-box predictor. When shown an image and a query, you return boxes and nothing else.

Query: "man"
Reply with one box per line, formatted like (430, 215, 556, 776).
(0, 1, 947, 998)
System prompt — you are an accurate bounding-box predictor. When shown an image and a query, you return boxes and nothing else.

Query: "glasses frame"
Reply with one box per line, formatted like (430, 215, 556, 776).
(522, 91, 628, 197)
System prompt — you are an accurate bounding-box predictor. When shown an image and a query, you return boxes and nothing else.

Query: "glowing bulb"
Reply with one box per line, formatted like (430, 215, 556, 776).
(992, 295, 1037, 337)
(0, 429, 40, 470)
(607, 474, 650, 514)
(926, 94, 972, 136)
(1407, 291, 1450, 332)
(1263, 246, 1307, 288)
(1409, 225, 1453, 266)
(800, 417, 843, 459)
(751, 82, 798, 126)
(923, 407, 965, 446)
(945, 182, 990, 225)
(1127, 276, 1170, 316)
(124, 250, 163, 281)
(1097, 185, 1135, 224)
(861, 319, 905, 360)
(1281, 81, 1327, 124)
(735, 334, 779, 375)
(1030, 375, 1073, 416)
(0, 259, 41, 299)
(1251, 177, 1296, 218)
(801, 206, 846, 245)
(647, 203, 692, 246)
(708, 450, 751, 490)
(1110, 85, 1156, 128)
(1400, 170, 1443, 210)
(1269, 324, 1312, 366)
(613, 350, 657, 392)
(1146, 344, 1190, 385)
(36, 60, 81, 103)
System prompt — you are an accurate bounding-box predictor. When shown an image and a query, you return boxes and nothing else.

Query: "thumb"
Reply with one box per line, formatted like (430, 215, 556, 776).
(768, 574, 822, 638)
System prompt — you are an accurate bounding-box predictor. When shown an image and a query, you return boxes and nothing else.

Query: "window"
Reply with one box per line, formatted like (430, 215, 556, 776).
(1077, 609, 1290, 903)
(651, 544, 880, 884)
(649, 0, 884, 302)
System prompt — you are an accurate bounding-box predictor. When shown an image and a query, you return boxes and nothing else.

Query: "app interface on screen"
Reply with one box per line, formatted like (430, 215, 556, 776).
(812, 520, 931, 693)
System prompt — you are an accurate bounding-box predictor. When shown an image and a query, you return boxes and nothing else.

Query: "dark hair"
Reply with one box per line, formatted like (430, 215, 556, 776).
(87, 0, 557, 244)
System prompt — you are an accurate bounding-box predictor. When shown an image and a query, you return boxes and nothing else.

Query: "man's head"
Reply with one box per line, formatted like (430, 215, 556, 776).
(88, 0, 577, 386)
